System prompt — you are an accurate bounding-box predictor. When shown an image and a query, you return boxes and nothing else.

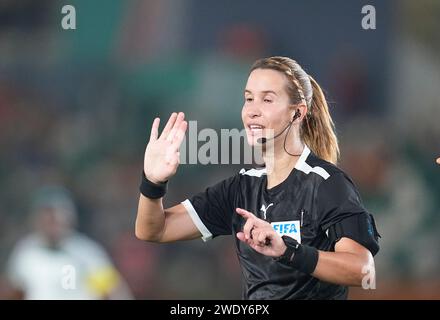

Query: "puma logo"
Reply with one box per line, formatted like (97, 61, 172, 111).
(260, 203, 274, 220)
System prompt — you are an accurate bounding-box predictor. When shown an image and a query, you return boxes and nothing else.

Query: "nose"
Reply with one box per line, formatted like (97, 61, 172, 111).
(244, 104, 262, 119)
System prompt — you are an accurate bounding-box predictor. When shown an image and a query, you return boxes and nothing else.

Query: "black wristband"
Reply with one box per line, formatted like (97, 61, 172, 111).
(139, 171, 168, 199)
(275, 236, 319, 274)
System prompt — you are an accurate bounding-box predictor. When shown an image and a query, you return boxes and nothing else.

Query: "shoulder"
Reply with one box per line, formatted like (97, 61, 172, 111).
(7, 235, 45, 274)
(10, 234, 42, 255)
(301, 149, 360, 197)
(306, 157, 363, 207)
(301, 148, 355, 184)
(299, 148, 345, 180)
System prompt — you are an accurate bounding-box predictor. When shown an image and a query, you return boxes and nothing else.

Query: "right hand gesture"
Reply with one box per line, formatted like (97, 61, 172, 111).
(235, 208, 286, 258)
(144, 112, 187, 184)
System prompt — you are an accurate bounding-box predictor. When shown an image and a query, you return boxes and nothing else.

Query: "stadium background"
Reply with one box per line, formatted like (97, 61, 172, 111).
(0, 0, 439, 299)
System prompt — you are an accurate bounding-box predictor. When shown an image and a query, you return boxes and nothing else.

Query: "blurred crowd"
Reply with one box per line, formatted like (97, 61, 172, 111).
(0, 0, 439, 299)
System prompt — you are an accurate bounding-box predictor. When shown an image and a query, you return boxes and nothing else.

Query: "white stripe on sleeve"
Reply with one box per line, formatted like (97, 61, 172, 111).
(182, 199, 213, 241)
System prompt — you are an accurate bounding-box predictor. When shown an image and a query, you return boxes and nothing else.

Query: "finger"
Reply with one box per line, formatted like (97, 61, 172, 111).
(159, 112, 178, 140)
(257, 230, 272, 246)
(257, 230, 266, 245)
(236, 232, 251, 245)
(167, 112, 185, 142)
(249, 228, 263, 246)
(171, 121, 188, 149)
(236, 232, 246, 242)
(436, 157, 440, 165)
(249, 226, 256, 240)
(236, 208, 256, 220)
(238, 232, 267, 254)
(242, 219, 256, 240)
(247, 227, 263, 246)
(237, 233, 255, 248)
(149, 117, 160, 142)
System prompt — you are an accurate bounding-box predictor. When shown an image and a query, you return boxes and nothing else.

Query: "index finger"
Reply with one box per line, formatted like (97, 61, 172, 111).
(149, 117, 160, 142)
(236, 208, 256, 220)
(159, 112, 178, 140)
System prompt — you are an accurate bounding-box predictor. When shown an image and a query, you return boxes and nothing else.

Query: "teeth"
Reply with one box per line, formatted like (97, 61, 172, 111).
(249, 125, 263, 129)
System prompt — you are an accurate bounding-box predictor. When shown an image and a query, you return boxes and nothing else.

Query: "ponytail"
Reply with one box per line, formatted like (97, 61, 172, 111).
(301, 76, 339, 164)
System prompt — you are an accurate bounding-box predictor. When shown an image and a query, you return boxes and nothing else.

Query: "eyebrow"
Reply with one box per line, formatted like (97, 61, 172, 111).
(244, 90, 278, 95)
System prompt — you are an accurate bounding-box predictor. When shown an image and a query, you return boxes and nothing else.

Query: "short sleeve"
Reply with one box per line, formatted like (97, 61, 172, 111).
(317, 173, 366, 230)
(317, 172, 380, 255)
(182, 174, 240, 241)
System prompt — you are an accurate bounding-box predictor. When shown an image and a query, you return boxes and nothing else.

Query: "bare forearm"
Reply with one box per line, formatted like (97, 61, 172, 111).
(135, 194, 165, 241)
(312, 251, 373, 286)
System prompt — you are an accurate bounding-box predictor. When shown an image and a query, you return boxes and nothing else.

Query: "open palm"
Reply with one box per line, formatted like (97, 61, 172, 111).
(144, 112, 188, 184)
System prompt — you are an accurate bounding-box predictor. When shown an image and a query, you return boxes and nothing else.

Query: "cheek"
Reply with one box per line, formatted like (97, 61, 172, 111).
(269, 104, 290, 125)
(241, 105, 247, 122)
(262, 108, 280, 127)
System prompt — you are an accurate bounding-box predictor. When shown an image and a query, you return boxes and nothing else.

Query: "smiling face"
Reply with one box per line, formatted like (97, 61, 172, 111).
(242, 68, 294, 146)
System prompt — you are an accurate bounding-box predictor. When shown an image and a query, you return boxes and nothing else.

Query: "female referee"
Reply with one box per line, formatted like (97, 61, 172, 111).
(135, 56, 380, 300)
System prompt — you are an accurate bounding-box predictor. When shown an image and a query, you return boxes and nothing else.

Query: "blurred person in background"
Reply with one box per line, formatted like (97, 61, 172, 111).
(4, 186, 132, 300)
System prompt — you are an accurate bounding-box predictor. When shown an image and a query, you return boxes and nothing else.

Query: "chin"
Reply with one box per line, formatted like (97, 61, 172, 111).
(246, 135, 261, 147)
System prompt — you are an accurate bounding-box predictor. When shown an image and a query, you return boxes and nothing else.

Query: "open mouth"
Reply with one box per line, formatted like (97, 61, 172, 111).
(248, 124, 264, 135)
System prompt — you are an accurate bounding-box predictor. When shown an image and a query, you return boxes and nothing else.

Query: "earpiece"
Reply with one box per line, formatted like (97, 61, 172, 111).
(292, 109, 301, 122)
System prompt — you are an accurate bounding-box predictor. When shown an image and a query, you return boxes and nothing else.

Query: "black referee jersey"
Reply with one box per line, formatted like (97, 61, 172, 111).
(182, 145, 380, 300)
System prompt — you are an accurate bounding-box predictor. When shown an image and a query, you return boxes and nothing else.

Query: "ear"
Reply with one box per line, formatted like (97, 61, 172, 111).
(290, 103, 308, 122)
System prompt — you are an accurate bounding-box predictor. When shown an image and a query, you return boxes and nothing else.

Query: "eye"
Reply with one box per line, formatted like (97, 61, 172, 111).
(264, 98, 273, 103)
(245, 97, 253, 102)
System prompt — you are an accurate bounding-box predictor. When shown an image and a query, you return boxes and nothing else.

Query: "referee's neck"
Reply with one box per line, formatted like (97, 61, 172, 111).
(264, 147, 302, 188)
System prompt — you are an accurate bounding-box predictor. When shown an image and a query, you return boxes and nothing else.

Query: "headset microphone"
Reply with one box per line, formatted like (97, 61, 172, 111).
(257, 109, 301, 144)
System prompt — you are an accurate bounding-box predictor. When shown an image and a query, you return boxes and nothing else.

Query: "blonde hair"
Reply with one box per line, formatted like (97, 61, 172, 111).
(250, 56, 339, 164)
